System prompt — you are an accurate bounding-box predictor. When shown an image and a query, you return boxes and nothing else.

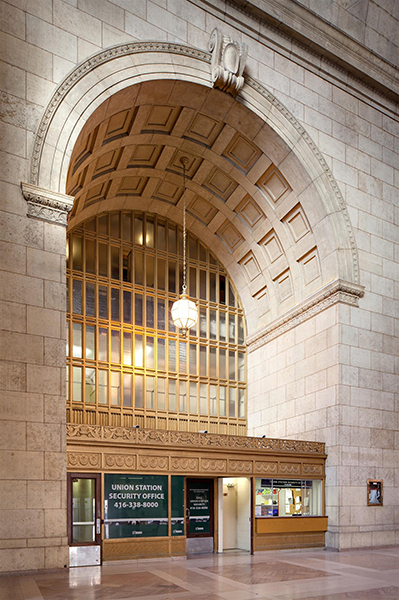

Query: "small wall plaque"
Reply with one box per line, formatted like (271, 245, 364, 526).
(367, 479, 383, 506)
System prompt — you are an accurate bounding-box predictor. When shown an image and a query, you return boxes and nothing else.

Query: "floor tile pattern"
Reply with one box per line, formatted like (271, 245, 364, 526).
(0, 547, 398, 600)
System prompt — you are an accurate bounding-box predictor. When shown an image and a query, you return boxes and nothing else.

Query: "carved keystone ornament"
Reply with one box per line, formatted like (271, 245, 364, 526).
(209, 28, 247, 96)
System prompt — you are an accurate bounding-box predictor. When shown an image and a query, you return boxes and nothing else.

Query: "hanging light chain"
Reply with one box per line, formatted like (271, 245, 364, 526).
(181, 156, 188, 294)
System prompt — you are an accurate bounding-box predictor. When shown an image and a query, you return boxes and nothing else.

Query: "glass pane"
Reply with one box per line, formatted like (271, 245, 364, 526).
(219, 275, 226, 304)
(86, 282, 95, 317)
(157, 299, 165, 330)
(238, 388, 245, 418)
(134, 374, 143, 408)
(98, 214, 108, 235)
(110, 371, 120, 406)
(189, 267, 196, 298)
(169, 380, 177, 411)
(146, 255, 154, 288)
(210, 309, 217, 340)
(134, 334, 143, 368)
(72, 322, 82, 358)
(146, 217, 154, 248)
(85, 239, 95, 274)
(219, 386, 226, 416)
(86, 325, 95, 360)
(189, 344, 197, 375)
(200, 383, 207, 414)
(229, 351, 235, 380)
(157, 222, 166, 251)
(123, 332, 132, 365)
(85, 368, 96, 404)
(135, 253, 143, 286)
(72, 280, 82, 315)
(209, 272, 216, 302)
(111, 288, 119, 322)
(179, 342, 186, 373)
(98, 243, 108, 277)
(168, 301, 176, 333)
(179, 380, 187, 412)
(123, 290, 131, 324)
(85, 218, 95, 232)
(98, 328, 108, 361)
(238, 353, 245, 381)
(219, 312, 226, 342)
(146, 376, 155, 409)
(158, 338, 165, 370)
(72, 366, 82, 401)
(157, 378, 165, 410)
(123, 374, 132, 407)
(210, 385, 217, 415)
(110, 246, 120, 280)
(134, 216, 143, 245)
(123, 251, 132, 282)
(229, 314, 236, 343)
(238, 315, 245, 344)
(111, 330, 120, 363)
(189, 235, 197, 259)
(228, 281, 236, 307)
(146, 297, 154, 328)
(168, 261, 176, 293)
(110, 212, 120, 238)
(146, 336, 154, 369)
(168, 339, 176, 371)
(168, 225, 176, 254)
(210, 347, 217, 378)
(200, 345, 207, 376)
(229, 387, 236, 417)
(72, 479, 95, 543)
(189, 382, 197, 414)
(158, 258, 165, 290)
(199, 243, 206, 262)
(199, 307, 207, 338)
(200, 270, 207, 300)
(135, 294, 143, 326)
(98, 370, 108, 404)
(122, 213, 131, 241)
(72, 236, 82, 271)
(219, 348, 226, 379)
(98, 286, 108, 319)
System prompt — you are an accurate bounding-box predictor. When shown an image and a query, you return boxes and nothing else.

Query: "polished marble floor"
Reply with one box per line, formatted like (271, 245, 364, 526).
(1, 547, 399, 600)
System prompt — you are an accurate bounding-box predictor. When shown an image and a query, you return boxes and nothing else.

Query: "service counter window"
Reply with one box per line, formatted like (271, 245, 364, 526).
(255, 478, 322, 517)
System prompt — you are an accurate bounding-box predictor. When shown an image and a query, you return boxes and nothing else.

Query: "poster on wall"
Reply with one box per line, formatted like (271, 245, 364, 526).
(104, 474, 168, 538)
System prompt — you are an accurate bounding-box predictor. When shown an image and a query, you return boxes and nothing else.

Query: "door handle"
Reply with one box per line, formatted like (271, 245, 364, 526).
(96, 518, 101, 535)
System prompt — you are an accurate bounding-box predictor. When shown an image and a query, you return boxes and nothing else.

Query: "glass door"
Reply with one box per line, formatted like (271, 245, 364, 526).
(68, 473, 101, 567)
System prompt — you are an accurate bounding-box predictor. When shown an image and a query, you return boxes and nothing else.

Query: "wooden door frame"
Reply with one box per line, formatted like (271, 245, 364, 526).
(67, 473, 101, 546)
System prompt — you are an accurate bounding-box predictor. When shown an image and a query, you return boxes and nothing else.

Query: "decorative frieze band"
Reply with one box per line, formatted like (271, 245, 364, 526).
(21, 182, 74, 226)
(247, 279, 364, 352)
(67, 424, 325, 455)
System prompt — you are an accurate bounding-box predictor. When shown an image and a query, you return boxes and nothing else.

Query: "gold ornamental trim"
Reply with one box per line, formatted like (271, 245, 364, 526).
(66, 424, 325, 456)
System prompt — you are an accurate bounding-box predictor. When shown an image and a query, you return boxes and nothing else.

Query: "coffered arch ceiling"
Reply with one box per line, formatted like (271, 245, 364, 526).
(66, 80, 348, 334)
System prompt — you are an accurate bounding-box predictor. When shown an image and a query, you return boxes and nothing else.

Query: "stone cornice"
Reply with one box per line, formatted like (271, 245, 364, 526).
(66, 424, 326, 456)
(247, 279, 365, 352)
(191, 0, 399, 111)
(21, 183, 74, 226)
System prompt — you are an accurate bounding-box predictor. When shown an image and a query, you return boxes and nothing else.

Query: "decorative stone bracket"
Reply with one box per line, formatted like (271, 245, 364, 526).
(209, 28, 247, 96)
(21, 182, 74, 226)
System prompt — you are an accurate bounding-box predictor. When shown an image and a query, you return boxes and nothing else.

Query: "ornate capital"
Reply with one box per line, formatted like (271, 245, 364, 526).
(209, 28, 247, 96)
(21, 182, 74, 226)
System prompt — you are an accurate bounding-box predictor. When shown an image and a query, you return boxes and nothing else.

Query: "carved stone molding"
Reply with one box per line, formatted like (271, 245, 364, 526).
(67, 424, 326, 456)
(209, 28, 247, 96)
(21, 182, 74, 226)
(280, 462, 301, 475)
(138, 455, 169, 471)
(104, 454, 136, 470)
(229, 460, 252, 473)
(302, 463, 324, 476)
(170, 457, 199, 472)
(255, 461, 278, 475)
(67, 451, 101, 469)
(201, 459, 227, 472)
(247, 279, 365, 352)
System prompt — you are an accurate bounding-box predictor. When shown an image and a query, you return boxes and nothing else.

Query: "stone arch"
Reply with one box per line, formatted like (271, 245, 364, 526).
(27, 42, 362, 335)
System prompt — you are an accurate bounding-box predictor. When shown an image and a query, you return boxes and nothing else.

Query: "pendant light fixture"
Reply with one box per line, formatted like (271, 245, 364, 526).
(171, 157, 198, 334)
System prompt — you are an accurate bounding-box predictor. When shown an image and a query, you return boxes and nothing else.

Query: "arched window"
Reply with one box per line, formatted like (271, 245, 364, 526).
(66, 211, 247, 435)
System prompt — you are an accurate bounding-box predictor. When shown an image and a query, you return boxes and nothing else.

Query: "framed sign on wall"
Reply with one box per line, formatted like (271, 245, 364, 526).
(367, 480, 383, 506)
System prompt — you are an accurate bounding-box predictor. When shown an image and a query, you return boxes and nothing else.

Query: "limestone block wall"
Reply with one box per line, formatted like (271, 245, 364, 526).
(0, 0, 397, 566)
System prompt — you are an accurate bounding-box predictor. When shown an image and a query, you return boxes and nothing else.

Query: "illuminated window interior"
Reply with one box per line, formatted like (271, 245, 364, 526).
(66, 211, 247, 435)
